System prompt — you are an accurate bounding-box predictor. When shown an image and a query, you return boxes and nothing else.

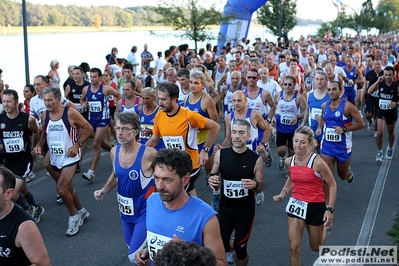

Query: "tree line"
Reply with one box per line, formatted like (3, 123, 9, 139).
(0, 1, 165, 27)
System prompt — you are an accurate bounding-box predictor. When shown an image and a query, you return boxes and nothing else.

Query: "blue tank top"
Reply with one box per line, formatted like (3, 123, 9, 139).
(321, 99, 353, 153)
(134, 105, 165, 150)
(86, 84, 110, 122)
(276, 91, 300, 134)
(146, 193, 216, 262)
(230, 108, 260, 151)
(183, 92, 210, 119)
(114, 145, 154, 223)
(307, 91, 329, 140)
(344, 65, 357, 89)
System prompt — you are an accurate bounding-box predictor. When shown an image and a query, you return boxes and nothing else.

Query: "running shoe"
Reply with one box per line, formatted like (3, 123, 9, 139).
(367, 122, 372, 132)
(78, 208, 90, 226)
(75, 164, 81, 173)
(326, 223, 333, 235)
(375, 150, 383, 162)
(277, 158, 284, 171)
(386, 148, 393, 160)
(255, 191, 265, 206)
(373, 131, 377, 138)
(66, 216, 80, 236)
(82, 170, 95, 182)
(226, 250, 236, 265)
(26, 205, 36, 217)
(26, 172, 35, 183)
(56, 194, 63, 204)
(211, 193, 220, 212)
(33, 205, 45, 224)
(346, 168, 354, 184)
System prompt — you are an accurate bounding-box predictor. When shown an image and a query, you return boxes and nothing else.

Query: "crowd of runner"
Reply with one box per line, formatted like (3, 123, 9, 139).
(0, 31, 398, 265)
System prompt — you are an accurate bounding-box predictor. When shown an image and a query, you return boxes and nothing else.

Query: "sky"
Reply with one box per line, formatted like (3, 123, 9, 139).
(22, 0, 378, 22)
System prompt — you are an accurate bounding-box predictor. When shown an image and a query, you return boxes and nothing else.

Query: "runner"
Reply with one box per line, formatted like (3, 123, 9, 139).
(0, 90, 44, 223)
(316, 81, 365, 183)
(135, 148, 226, 266)
(367, 66, 398, 161)
(94, 112, 157, 264)
(208, 119, 264, 266)
(34, 87, 93, 236)
(80, 68, 121, 182)
(0, 167, 50, 266)
(145, 82, 220, 196)
(273, 126, 336, 266)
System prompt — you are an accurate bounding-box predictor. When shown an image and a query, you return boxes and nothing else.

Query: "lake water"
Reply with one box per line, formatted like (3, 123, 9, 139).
(0, 25, 356, 98)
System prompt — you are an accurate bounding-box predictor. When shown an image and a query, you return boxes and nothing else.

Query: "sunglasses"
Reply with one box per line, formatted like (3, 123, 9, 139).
(327, 87, 339, 91)
(283, 83, 294, 86)
(247, 76, 257, 79)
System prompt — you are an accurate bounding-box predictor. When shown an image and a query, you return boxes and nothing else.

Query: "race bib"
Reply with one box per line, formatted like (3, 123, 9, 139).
(50, 141, 65, 156)
(310, 108, 322, 120)
(285, 197, 308, 219)
(4, 137, 24, 153)
(147, 231, 173, 260)
(280, 114, 294, 125)
(379, 99, 391, 110)
(325, 127, 342, 142)
(163, 136, 185, 150)
(89, 101, 102, 112)
(139, 126, 152, 140)
(344, 79, 354, 87)
(117, 193, 134, 216)
(223, 180, 248, 199)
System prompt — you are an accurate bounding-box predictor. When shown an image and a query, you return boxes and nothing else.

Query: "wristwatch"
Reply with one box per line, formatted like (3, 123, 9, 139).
(326, 207, 335, 213)
(77, 141, 83, 147)
(343, 127, 347, 133)
(203, 147, 210, 153)
(266, 118, 272, 124)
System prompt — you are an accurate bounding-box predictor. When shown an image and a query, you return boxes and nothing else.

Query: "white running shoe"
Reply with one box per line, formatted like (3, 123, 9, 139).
(82, 170, 95, 182)
(78, 208, 90, 226)
(226, 250, 236, 264)
(375, 150, 383, 162)
(26, 172, 35, 183)
(386, 148, 393, 160)
(66, 216, 80, 236)
(255, 191, 265, 206)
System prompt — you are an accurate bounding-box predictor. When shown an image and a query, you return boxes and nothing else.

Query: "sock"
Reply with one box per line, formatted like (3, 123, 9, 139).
(15, 193, 30, 210)
(77, 207, 86, 214)
(24, 192, 38, 207)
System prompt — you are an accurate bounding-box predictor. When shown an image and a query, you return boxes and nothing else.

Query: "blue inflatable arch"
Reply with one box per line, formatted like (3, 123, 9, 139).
(217, 0, 268, 53)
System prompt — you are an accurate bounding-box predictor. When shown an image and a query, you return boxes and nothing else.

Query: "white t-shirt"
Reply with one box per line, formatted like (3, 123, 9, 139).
(109, 64, 122, 84)
(126, 52, 138, 74)
(155, 58, 167, 82)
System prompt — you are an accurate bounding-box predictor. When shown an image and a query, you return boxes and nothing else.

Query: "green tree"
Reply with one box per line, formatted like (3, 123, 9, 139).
(257, 0, 297, 37)
(92, 14, 102, 28)
(150, 0, 225, 50)
(116, 10, 133, 27)
(316, 21, 339, 38)
(46, 8, 64, 26)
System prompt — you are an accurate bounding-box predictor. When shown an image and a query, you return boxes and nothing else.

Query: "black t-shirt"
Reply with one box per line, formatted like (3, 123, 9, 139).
(365, 69, 383, 98)
(0, 112, 33, 176)
(377, 81, 399, 111)
(0, 204, 33, 265)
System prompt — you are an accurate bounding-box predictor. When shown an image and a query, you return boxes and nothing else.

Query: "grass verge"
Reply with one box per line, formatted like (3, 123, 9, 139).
(387, 213, 399, 258)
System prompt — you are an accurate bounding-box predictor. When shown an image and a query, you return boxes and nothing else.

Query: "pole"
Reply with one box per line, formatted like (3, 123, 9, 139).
(278, 0, 281, 38)
(22, 0, 30, 84)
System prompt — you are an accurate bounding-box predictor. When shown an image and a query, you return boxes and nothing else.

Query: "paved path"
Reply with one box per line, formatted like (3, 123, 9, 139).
(27, 119, 398, 265)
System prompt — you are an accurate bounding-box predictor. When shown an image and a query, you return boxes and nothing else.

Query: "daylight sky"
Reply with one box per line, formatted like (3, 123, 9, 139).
(23, 0, 378, 21)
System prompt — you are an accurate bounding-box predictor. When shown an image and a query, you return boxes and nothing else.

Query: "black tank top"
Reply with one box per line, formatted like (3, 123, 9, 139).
(0, 205, 34, 266)
(0, 112, 33, 176)
(219, 146, 259, 208)
(68, 81, 90, 103)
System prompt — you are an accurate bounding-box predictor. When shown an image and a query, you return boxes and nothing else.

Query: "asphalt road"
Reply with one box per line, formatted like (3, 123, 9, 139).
(27, 118, 399, 266)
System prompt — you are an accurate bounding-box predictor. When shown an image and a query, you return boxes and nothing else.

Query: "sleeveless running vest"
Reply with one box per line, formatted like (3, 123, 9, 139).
(276, 91, 300, 134)
(183, 92, 209, 145)
(86, 84, 110, 122)
(114, 145, 155, 223)
(44, 106, 80, 169)
(230, 108, 260, 151)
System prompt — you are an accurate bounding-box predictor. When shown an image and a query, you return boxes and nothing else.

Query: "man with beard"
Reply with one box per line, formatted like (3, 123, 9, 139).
(135, 148, 226, 266)
(145, 82, 220, 196)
